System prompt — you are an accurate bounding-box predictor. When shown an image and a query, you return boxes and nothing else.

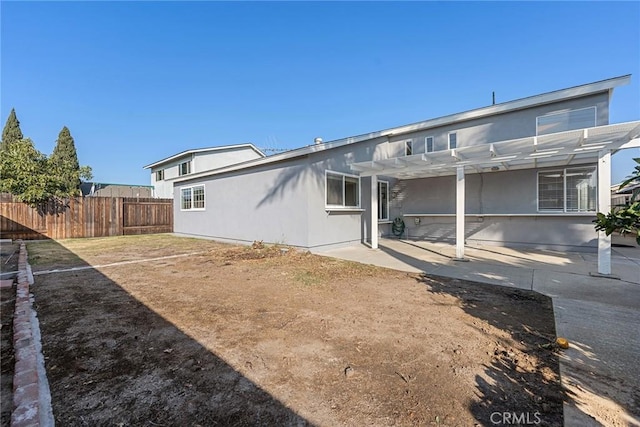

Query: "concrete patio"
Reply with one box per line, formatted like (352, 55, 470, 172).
(317, 236, 640, 426)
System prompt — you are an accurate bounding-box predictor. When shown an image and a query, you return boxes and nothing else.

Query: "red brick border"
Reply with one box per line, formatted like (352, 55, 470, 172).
(11, 243, 46, 427)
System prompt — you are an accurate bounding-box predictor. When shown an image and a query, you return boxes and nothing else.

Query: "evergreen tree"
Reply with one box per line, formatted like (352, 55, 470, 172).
(50, 126, 81, 196)
(1, 108, 24, 152)
(0, 138, 57, 205)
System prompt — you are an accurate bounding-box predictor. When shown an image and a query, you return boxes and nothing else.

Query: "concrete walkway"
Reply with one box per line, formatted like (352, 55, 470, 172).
(317, 237, 640, 426)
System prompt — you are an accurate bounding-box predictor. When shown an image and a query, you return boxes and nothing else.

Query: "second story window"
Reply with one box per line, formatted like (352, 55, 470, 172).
(179, 161, 191, 176)
(405, 140, 413, 156)
(155, 170, 164, 181)
(536, 106, 596, 136)
(448, 132, 457, 150)
(425, 136, 434, 153)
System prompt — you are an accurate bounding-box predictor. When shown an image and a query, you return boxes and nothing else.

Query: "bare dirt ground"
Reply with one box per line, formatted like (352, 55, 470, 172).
(0, 241, 19, 427)
(27, 235, 564, 426)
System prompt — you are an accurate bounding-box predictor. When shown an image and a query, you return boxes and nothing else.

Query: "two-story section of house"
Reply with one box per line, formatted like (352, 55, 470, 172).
(159, 75, 638, 276)
(143, 144, 265, 198)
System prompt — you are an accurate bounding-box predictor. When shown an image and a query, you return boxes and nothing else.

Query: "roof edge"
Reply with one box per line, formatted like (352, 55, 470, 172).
(170, 75, 633, 183)
(143, 143, 265, 169)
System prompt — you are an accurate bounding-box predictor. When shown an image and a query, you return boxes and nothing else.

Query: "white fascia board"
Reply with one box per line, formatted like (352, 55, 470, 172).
(143, 143, 265, 169)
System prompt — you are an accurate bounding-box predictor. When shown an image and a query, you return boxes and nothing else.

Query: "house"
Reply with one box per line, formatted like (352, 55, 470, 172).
(80, 182, 154, 198)
(151, 75, 640, 276)
(143, 144, 265, 198)
(611, 182, 639, 206)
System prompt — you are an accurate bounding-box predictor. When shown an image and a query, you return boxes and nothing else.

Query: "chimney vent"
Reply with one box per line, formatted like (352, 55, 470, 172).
(314, 137, 323, 145)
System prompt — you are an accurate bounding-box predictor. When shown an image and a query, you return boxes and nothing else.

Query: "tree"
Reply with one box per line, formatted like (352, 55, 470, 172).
(1, 108, 24, 152)
(594, 158, 640, 244)
(50, 126, 83, 196)
(0, 138, 59, 205)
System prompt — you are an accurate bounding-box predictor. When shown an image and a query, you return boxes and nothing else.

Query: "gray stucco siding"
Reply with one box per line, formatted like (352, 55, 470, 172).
(305, 139, 389, 249)
(394, 163, 596, 216)
(387, 92, 609, 156)
(404, 216, 597, 250)
(173, 158, 311, 247)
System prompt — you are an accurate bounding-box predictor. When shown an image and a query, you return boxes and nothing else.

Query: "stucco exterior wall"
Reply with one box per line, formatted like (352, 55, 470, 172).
(150, 147, 263, 198)
(171, 89, 610, 251)
(174, 157, 310, 247)
(386, 93, 609, 156)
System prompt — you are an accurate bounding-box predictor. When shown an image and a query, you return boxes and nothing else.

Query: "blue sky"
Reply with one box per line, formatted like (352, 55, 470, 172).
(2, 1, 639, 185)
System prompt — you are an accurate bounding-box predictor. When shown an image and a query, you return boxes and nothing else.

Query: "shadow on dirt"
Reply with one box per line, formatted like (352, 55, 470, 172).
(28, 239, 312, 426)
(378, 243, 566, 426)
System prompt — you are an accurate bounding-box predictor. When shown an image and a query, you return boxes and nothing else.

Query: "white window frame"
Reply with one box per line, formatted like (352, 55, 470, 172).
(536, 106, 597, 136)
(179, 160, 191, 176)
(325, 171, 361, 209)
(425, 136, 435, 153)
(405, 140, 413, 156)
(180, 184, 205, 211)
(378, 180, 389, 221)
(537, 166, 597, 213)
(448, 132, 457, 150)
(155, 169, 164, 181)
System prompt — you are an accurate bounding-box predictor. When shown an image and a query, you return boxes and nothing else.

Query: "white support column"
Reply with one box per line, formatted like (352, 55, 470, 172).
(371, 174, 378, 249)
(597, 150, 612, 275)
(455, 166, 466, 260)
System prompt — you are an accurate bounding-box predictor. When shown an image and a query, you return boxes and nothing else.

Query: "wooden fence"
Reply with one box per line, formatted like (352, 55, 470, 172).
(0, 194, 173, 240)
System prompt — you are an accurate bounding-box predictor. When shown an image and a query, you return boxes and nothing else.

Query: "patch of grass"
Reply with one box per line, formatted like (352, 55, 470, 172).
(27, 241, 84, 269)
(293, 270, 324, 286)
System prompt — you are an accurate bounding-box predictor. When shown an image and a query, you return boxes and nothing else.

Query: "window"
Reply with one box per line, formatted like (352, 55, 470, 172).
(405, 140, 413, 156)
(448, 132, 457, 150)
(378, 181, 389, 221)
(538, 166, 596, 212)
(326, 171, 360, 208)
(181, 185, 205, 210)
(425, 136, 434, 153)
(179, 161, 191, 176)
(155, 170, 164, 181)
(536, 107, 596, 136)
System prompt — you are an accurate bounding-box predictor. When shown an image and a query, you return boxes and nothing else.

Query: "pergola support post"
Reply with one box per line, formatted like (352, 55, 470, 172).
(371, 174, 378, 249)
(597, 150, 611, 275)
(454, 166, 467, 261)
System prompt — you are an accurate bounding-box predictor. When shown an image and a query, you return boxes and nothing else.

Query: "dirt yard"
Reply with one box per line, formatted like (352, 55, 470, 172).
(27, 235, 564, 426)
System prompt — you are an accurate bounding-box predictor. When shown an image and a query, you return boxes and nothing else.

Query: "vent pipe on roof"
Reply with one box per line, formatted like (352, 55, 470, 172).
(314, 137, 323, 145)
(492, 91, 496, 105)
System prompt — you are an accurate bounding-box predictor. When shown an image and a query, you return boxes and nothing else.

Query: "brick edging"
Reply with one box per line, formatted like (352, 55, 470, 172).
(11, 243, 51, 427)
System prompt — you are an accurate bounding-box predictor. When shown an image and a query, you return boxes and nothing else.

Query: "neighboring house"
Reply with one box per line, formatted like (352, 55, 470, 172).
(611, 182, 640, 206)
(143, 144, 265, 198)
(154, 75, 639, 276)
(81, 182, 154, 198)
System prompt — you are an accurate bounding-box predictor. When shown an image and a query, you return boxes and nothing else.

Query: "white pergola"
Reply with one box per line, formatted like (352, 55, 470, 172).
(350, 121, 640, 276)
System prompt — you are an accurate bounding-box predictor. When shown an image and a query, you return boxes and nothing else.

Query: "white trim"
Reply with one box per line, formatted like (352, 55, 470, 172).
(448, 132, 457, 150)
(405, 140, 413, 156)
(536, 106, 597, 136)
(425, 136, 435, 153)
(377, 180, 390, 221)
(180, 184, 206, 211)
(179, 159, 192, 176)
(537, 166, 597, 213)
(325, 170, 361, 209)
